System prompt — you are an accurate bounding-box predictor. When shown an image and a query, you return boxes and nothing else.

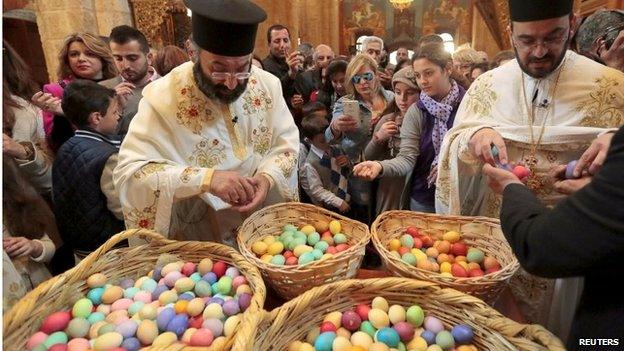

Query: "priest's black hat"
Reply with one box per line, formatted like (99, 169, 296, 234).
(509, 0, 573, 22)
(184, 0, 267, 56)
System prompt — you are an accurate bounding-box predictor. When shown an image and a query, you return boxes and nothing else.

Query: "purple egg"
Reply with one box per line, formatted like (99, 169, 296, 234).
(152, 265, 163, 281)
(207, 297, 224, 306)
(156, 307, 175, 331)
(164, 271, 183, 288)
(451, 324, 474, 344)
(202, 318, 224, 337)
(119, 278, 135, 289)
(423, 316, 444, 334)
(341, 310, 361, 331)
(179, 292, 195, 301)
(202, 272, 218, 284)
(225, 267, 240, 278)
(421, 330, 436, 345)
(115, 320, 138, 338)
(166, 314, 189, 337)
(566, 160, 579, 179)
(122, 337, 141, 351)
(393, 321, 415, 342)
(222, 300, 240, 316)
(151, 285, 169, 300)
(238, 293, 252, 312)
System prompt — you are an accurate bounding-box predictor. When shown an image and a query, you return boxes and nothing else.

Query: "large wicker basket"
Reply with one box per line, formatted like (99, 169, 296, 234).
(237, 202, 370, 300)
(3, 229, 266, 351)
(254, 278, 564, 351)
(371, 211, 520, 302)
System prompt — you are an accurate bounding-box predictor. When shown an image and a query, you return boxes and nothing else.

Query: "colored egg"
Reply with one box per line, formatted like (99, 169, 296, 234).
(111, 298, 133, 312)
(513, 165, 530, 179)
(43, 331, 68, 348)
(101, 286, 123, 304)
(423, 316, 444, 334)
(270, 254, 286, 265)
(388, 305, 406, 324)
(315, 331, 337, 351)
(41, 311, 71, 334)
(67, 338, 90, 351)
(151, 285, 169, 301)
(203, 318, 224, 337)
(156, 307, 175, 331)
(341, 310, 362, 331)
(336, 244, 350, 252)
(336, 327, 352, 339)
(307, 232, 321, 246)
(334, 233, 348, 245)
(203, 303, 225, 320)
(355, 304, 371, 321)
(368, 309, 390, 329)
(298, 252, 316, 265)
(27, 331, 48, 350)
(89, 321, 106, 339)
(212, 261, 227, 278)
(174, 300, 189, 314)
(393, 321, 415, 342)
(375, 327, 400, 347)
(71, 298, 93, 319)
(152, 331, 177, 347)
(197, 258, 214, 275)
(442, 231, 461, 243)
(222, 299, 240, 316)
(401, 252, 417, 266)
(67, 318, 90, 338)
(139, 278, 157, 293)
(406, 336, 428, 351)
(360, 321, 377, 338)
(372, 297, 389, 312)
(163, 271, 183, 288)
(329, 220, 342, 234)
(406, 305, 424, 327)
(324, 311, 343, 328)
(87, 288, 104, 305)
(400, 234, 414, 249)
(180, 261, 196, 277)
(139, 304, 157, 320)
(252, 241, 268, 256)
(320, 321, 337, 333)
(466, 248, 484, 264)
(293, 244, 313, 258)
(421, 330, 436, 345)
(123, 287, 139, 299)
(451, 263, 468, 278)
(565, 160, 578, 179)
(216, 276, 233, 295)
(174, 277, 195, 293)
(127, 301, 145, 317)
(351, 331, 374, 349)
(224, 315, 241, 336)
(166, 314, 189, 337)
(133, 290, 151, 304)
(313, 241, 329, 253)
(115, 320, 138, 339)
(332, 336, 352, 351)
(121, 337, 141, 351)
(87, 273, 107, 289)
(435, 330, 455, 349)
(451, 324, 474, 344)
(97, 323, 116, 336)
(190, 328, 214, 346)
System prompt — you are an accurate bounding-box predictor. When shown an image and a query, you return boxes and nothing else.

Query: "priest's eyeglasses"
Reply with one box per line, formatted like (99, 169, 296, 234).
(513, 31, 569, 52)
(210, 71, 251, 82)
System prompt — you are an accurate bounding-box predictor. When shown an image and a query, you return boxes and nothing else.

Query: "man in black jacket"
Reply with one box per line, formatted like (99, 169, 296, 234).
(262, 24, 303, 109)
(483, 127, 624, 350)
(294, 44, 334, 103)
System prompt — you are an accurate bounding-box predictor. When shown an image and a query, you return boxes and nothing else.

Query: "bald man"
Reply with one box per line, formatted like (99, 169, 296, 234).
(295, 44, 335, 103)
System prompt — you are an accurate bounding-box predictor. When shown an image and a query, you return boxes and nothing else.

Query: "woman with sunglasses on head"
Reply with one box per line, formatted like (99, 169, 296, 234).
(326, 54, 394, 224)
(354, 43, 466, 213)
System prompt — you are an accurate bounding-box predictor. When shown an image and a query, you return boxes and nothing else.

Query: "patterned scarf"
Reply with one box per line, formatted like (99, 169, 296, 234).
(319, 146, 351, 203)
(420, 79, 460, 166)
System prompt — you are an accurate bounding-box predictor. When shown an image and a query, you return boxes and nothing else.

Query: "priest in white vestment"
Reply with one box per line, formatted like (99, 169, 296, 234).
(434, 0, 624, 342)
(113, 0, 299, 245)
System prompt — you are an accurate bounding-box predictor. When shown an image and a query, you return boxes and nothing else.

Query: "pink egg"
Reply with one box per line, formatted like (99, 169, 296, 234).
(67, 338, 90, 351)
(48, 344, 68, 351)
(512, 165, 530, 179)
(27, 331, 48, 350)
(341, 310, 361, 331)
(232, 276, 247, 290)
(111, 298, 133, 312)
(96, 304, 111, 315)
(133, 291, 152, 304)
(393, 321, 415, 341)
(40, 311, 71, 334)
(190, 328, 214, 346)
(164, 271, 184, 288)
(182, 262, 197, 277)
(423, 316, 445, 334)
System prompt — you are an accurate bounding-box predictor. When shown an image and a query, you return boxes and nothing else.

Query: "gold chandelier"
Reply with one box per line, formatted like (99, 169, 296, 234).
(388, 0, 413, 11)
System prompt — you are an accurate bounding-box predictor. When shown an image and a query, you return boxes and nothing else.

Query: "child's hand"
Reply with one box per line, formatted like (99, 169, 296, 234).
(335, 155, 349, 167)
(339, 201, 350, 213)
(3, 237, 42, 259)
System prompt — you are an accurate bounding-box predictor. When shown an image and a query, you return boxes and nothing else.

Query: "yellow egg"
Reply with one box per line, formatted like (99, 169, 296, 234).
(440, 272, 454, 278)
(187, 298, 205, 317)
(252, 241, 269, 256)
(182, 328, 197, 344)
(321, 253, 333, 260)
(388, 305, 406, 324)
(314, 220, 329, 233)
(388, 239, 401, 251)
(329, 220, 342, 234)
(351, 331, 373, 349)
(140, 304, 158, 320)
(369, 343, 390, 351)
(293, 244, 314, 257)
(152, 331, 177, 347)
(89, 321, 107, 340)
(87, 273, 108, 288)
(161, 261, 184, 276)
(236, 284, 253, 295)
(336, 327, 352, 339)
(427, 345, 443, 351)
(288, 341, 302, 351)
(159, 290, 178, 305)
(324, 311, 343, 328)
(350, 347, 366, 351)
(389, 251, 401, 259)
(93, 332, 123, 351)
(137, 320, 158, 345)
(268, 242, 285, 255)
(105, 310, 128, 324)
(224, 315, 241, 336)
(300, 225, 316, 235)
(298, 343, 315, 351)
(371, 296, 389, 312)
(101, 286, 123, 304)
(456, 345, 479, 351)
(368, 308, 390, 329)
(306, 327, 320, 344)
(211, 337, 227, 349)
(440, 262, 452, 273)
(263, 235, 277, 245)
(198, 258, 213, 275)
(260, 254, 273, 263)
(406, 336, 428, 351)
(443, 231, 461, 243)
(333, 336, 353, 351)
(458, 261, 469, 270)
(411, 249, 428, 262)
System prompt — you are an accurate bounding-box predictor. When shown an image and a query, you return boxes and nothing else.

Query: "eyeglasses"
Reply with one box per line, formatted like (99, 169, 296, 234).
(351, 71, 374, 84)
(210, 72, 251, 82)
(512, 30, 570, 52)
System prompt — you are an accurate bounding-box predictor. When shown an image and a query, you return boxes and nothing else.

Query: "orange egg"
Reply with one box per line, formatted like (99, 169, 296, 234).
(437, 253, 451, 264)
(455, 255, 467, 262)
(388, 239, 401, 252)
(467, 262, 481, 271)
(425, 247, 439, 258)
(483, 256, 501, 270)
(437, 241, 451, 254)
(174, 300, 188, 314)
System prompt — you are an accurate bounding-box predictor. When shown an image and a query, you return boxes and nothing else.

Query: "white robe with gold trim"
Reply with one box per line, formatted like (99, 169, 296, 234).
(113, 62, 299, 245)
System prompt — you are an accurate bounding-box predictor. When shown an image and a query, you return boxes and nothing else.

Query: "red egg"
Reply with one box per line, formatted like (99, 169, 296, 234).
(393, 321, 415, 341)
(326, 246, 338, 254)
(285, 256, 299, 265)
(513, 165, 530, 179)
(355, 304, 371, 321)
(40, 311, 71, 334)
(421, 236, 434, 248)
(451, 263, 468, 278)
(189, 315, 204, 329)
(336, 244, 350, 252)
(485, 267, 501, 275)
(283, 250, 294, 259)
(48, 344, 67, 351)
(212, 261, 227, 278)
(341, 310, 362, 331)
(406, 227, 420, 237)
(469, 268, 484, 277)
(483, 257, 501, 270)
(181, 262, 196, 277)
(190, 328, 214, 346)
(413, 237, 423, 249)
(398, 247, 410, 256)
(322, 230, 332, 237)
(320, 321, 337, 333)
(451, 242, 468, 257)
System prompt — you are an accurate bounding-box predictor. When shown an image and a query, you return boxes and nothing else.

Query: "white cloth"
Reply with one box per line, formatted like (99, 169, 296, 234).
(114, 62, 300, 245)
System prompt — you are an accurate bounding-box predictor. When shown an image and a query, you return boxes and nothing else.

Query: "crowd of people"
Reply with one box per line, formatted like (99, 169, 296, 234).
(2, 0, 623, 347)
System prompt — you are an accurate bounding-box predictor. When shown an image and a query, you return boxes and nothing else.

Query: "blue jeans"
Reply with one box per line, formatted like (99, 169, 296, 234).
(410, 198, 435, 213)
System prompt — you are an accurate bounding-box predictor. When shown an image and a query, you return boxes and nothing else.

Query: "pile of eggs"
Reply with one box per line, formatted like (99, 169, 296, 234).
(288, 296, 477, 351)
(250, 220, 351, 266)
(387, 227, 501, 278)
(27, 258, 253, 351)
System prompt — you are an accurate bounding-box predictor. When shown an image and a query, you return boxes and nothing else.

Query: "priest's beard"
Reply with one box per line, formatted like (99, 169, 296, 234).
(514, 37, 570, 79)
(193, 60, 248, 104)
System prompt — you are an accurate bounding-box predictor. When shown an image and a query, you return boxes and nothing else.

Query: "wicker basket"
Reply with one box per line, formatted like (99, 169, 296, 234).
(254, 278, 564, 351)
(237, 202, 370, 300)
(2, 229, 266, 351)
(371, 211, 520, 302)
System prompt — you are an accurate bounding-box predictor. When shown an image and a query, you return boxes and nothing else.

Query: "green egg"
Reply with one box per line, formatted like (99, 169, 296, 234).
(270, 254, 286, 265)
(98, 323, 116, 336)
(280, 231, 294, 242)
(190, 272, 202, 282)
(123, 287, 139, 299)
(217, 276, 233, 295)
(283, 237, 293, 249)
(467, 248, 485, 264)
(298, 252, 316, 265)
(406, 305, 424, 327)
(360, 321, 377, 338)
(211, 282, 220, 294)
(283, 224, 297, 232)
(195, 280, 213, 297)
(87, 312, 106, 324)
(67, 317, 90, 338)
(72, 298, 93, 319)
(401, 253, 417, 266)
(314, 241, 329, 253)
(400, 234, 414, 249)
(333, 233, 348, 245)
(44, 331, 68, 348)
(311, 249, 323, 260)
(128, 301, 145, 316)
(435, 330, 455, 349)
(307, 232, 321, 246)
(397, 341, 407, 351)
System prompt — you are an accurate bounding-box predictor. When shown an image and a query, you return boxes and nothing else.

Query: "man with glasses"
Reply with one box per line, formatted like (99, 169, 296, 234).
(575, 9, 624, 72)
(114, 0, 299, 245)
(435, 0, 624, 341)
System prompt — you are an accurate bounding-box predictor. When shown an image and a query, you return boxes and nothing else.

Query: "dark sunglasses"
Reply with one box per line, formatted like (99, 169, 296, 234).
(351, 71, 374, 84)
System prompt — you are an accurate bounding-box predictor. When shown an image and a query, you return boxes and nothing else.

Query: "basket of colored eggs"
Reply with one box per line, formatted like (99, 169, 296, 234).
(371, 211, 519, 302)
(3, 229, 266, 351)
(237, 202, 370, 299)
(253, 278, 565, 350)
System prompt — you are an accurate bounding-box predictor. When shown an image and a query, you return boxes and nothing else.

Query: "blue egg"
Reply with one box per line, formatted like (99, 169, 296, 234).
(311, 249, 323, 260)
(179, 292, 195, 301)
(207, 297, 224, 306)
(87, 287, 104, 305)
(166, 314, 189, 337)
(122, 337, 141, 351)
(119, 278, 135, 289)
(157, 307, 175, 331)
(151, 285, 169, 300)
(375, 327, 400, 348)
(87, 311, 106, 324)
(421, 330, 436, 345)
(451, 324, 474, 344)
(314, 332, 336, 351)
(115, 320, 138, 338)
(152, 265, 163, 281)
(128, 301, 145, 316)
(202, 272, 218, 284)
(124, 287, 140, 299)
(211, 282, 220, 294)
(190, 272, 202, 282)
(140, 278, 158, 293)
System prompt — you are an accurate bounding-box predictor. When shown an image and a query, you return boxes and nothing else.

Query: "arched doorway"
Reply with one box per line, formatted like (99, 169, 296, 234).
(3, 9, 49, 87)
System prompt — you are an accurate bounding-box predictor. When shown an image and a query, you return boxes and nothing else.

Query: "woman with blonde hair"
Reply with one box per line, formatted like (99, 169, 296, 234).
(326, 53, 393, 224)
(31, 33, 117, 153)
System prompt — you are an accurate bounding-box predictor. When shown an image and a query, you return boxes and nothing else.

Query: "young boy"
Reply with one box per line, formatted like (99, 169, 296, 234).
(52, 80, 125, 261)
(300, 113, 351, 213)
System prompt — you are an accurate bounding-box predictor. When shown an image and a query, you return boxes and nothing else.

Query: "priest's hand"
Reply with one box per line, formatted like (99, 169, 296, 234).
(353, 161, 382, 180)
(209, 170, 256, 206)
(231, 174, 270, 213)
(573, 131, 615, 177)
(482, 164, 522, 195)
(469, 128, 508, 166)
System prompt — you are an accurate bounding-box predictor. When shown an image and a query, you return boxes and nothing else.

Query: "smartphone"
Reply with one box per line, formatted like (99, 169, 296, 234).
(342, 99, 360, 119)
